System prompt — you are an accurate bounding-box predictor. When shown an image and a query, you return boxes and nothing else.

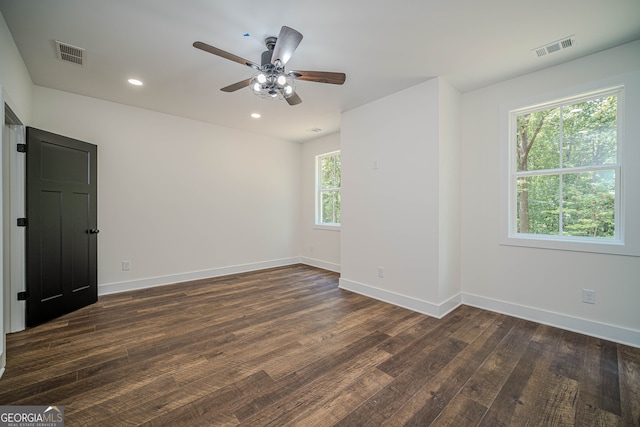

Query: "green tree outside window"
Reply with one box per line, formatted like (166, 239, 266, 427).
(318, 152, 341, 225)
(514, 93, 618, 238)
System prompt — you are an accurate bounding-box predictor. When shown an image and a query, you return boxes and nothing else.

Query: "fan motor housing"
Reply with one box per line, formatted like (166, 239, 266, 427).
(261, 50, 273, 66)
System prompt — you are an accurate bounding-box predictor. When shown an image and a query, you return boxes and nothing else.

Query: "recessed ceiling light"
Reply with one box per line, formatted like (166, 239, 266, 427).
(251, 113, 261, 119)
(128, 78, 143, 86)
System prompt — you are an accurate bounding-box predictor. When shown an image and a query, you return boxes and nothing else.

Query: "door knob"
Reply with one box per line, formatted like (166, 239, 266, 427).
(88, 229, 100, 234)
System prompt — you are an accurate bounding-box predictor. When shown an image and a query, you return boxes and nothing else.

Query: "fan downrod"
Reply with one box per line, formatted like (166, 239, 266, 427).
(262, 36, 278, 66)
(265, 36, 277, 51)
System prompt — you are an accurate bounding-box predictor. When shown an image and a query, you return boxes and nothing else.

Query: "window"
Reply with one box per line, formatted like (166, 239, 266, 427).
(511, 87, 620, 239)
(500, 77, 640, 256)
(316, 151, 341, 227)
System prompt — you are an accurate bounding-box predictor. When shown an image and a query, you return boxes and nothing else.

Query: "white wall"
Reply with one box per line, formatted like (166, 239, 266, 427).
(32, 87, 302, 293)
(340, 78, 462, 317)
(438, 79, 462, 304)
(460, 41, 640, 346)
(0, 11, 32, 123)
(300, 132, 341, 272)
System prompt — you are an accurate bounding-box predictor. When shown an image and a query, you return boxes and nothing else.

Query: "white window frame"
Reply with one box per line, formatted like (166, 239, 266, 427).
(315, 150, 341, 230)
(499, 72, 640, 256)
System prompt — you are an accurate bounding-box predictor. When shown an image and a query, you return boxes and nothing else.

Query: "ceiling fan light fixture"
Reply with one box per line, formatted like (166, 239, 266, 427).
(194, 25, 344, 106)
(250, 68, 295, 100)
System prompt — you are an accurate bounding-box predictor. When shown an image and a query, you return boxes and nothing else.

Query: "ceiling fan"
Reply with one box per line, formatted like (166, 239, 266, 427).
(193, 26, 346, 106)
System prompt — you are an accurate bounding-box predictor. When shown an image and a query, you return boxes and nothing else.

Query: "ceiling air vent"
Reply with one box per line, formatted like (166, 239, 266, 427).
(532, 35, 575, 58)
(55, 40, 86, 66)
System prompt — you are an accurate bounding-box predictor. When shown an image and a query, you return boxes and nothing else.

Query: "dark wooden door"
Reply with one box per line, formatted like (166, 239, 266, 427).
(25, 127, 98, 327)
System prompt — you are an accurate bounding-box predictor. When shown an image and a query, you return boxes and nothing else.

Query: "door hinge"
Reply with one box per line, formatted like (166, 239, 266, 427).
(17, 218, 28, 227)
(17, 143, 27, 153)
(17, 291, 29, 301)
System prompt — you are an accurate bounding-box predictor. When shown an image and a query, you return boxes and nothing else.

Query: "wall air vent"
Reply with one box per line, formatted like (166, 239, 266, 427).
(532, 35, 575, 58)
(55, 40, 86, 66)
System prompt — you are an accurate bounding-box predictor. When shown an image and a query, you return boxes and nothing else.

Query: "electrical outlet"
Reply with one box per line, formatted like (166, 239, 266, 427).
(378, 267, 384, 278)
(582, 289, 596, 304)
(122, 260, 132, 271)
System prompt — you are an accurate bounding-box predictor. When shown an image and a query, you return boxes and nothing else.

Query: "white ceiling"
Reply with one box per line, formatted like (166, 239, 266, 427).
(1, 0, 639, 142)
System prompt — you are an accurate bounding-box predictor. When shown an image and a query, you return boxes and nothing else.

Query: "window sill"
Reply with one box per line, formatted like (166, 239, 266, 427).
(314, 224, 341, 232)
(500, 233, 639, 257)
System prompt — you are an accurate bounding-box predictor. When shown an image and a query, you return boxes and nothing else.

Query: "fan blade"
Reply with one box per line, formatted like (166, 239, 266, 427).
(221, 78, 251, 92)
(271, 26, 303, 66)
(286, 91, 302, 106)
(193, 41, 259, 69)
(289, 70, 346, 85)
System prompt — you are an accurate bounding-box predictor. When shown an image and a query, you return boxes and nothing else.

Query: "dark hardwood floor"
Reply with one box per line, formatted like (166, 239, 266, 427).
(1, 265, 638, 426)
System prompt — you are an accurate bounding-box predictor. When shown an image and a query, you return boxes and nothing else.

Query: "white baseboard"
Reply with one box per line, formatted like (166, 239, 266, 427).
(439, 293, 463, 318)
(337, 278, 639, 348)
(299, 256, 340, 273)
(99, 257, 342, 296)
(98, 257, 301, 296)
(338, 278, 461, 318)
(462, 293, 640, 348)
(100, 262, 638, 348)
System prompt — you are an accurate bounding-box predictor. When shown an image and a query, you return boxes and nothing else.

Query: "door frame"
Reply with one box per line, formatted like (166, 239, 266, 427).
(0, 90, 4, 378)
(2, 100, 26, 338)
(1, 90, 27, 379)
(3, 104, 26, 333)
